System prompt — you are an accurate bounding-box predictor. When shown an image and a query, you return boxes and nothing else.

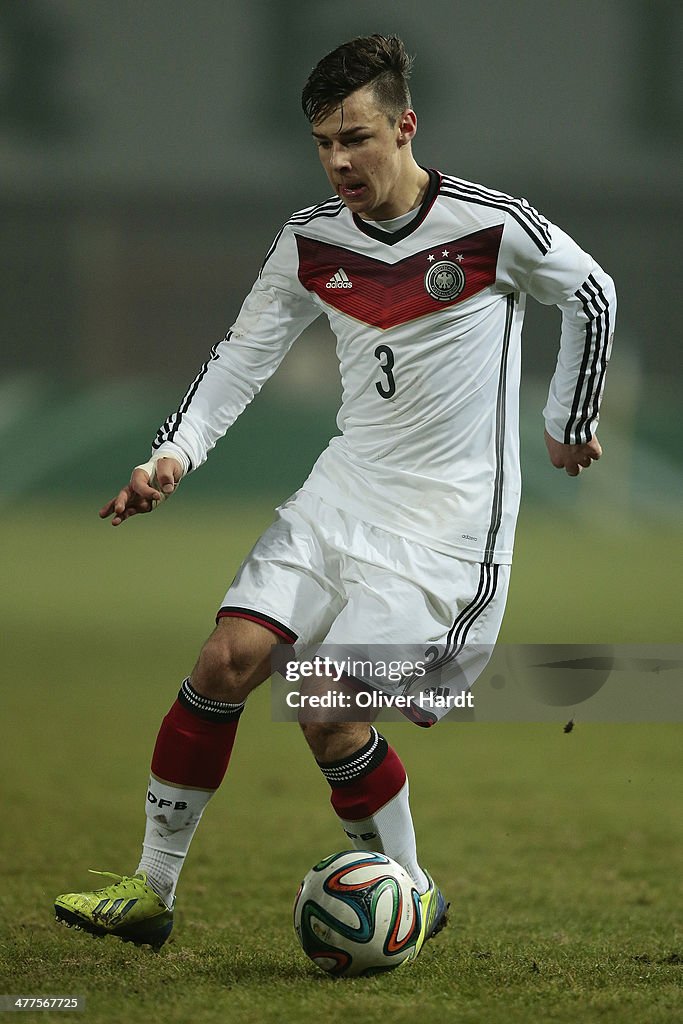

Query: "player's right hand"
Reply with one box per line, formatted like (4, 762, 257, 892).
(99, 456, 183, 527)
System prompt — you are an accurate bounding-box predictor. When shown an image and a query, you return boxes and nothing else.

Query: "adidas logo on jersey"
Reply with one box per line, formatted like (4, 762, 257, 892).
(326, 268, 353, 289)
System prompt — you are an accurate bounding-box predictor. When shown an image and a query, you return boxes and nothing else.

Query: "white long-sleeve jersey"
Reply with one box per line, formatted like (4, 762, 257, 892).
(153, 169, 616, 565)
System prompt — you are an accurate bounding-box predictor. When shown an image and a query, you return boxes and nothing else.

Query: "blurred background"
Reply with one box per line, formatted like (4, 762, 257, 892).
(1, 0, 680, 578)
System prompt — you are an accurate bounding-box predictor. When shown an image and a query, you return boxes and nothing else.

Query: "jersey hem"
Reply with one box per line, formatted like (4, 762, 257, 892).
(298, 484, 514, 565)
(216, 607, 299, 643)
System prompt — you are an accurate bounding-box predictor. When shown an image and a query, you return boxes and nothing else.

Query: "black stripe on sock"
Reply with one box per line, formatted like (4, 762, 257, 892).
(177, 677, 245, 722)
(317, 728, 388, 788)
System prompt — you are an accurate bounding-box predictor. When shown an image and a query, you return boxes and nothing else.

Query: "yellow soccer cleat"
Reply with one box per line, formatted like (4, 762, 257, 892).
(405, 872, 449, 963)
(55, 870, 173, 950)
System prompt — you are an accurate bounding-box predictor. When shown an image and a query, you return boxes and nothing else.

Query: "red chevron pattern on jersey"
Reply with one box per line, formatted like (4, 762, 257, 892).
(296, 224, 503, 330)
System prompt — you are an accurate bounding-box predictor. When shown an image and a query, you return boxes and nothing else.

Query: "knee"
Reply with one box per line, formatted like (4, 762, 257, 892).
(192, 630, 263, 703)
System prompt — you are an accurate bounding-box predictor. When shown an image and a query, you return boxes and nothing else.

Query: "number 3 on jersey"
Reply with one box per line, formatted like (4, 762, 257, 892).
(374, 344, 396, 399)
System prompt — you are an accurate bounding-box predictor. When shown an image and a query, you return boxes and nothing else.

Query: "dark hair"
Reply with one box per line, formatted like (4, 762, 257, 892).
(301, 34, 413, 125)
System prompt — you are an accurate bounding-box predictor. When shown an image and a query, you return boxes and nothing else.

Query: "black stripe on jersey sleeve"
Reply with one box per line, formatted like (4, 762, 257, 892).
(574, 276, 610, 443)
(564, 275, 611, 444)
(289, 196, 345, 223)
(259, 226, 286, 276)
(152, 335, 227, 457)
(441, 173, 552, 245)
(440, 175, 551, 255)
(259, 197, 345, 275)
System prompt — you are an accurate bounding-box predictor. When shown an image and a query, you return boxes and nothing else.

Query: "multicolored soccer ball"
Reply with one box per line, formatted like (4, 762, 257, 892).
(293, 850, 421, 977)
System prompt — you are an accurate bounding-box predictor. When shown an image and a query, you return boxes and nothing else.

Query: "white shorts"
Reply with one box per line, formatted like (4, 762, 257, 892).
(219, 489, 510, 724)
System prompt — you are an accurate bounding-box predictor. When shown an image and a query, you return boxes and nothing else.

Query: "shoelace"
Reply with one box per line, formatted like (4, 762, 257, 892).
(86, 869, 170, 908)
(88, 869, 143, 893)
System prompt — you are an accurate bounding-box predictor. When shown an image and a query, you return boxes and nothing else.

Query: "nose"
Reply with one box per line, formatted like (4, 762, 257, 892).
(329, 142, 352, 172)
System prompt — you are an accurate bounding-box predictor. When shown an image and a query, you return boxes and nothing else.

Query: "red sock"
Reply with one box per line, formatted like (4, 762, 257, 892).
(138, 678, 245, 901)
(322, 732, 406, 819)
(317, 728, 428, 890)
(151, 677, 244, 789)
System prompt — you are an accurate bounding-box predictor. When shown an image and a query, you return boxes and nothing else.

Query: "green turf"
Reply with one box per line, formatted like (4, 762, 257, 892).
(0, 502, 680, 1023)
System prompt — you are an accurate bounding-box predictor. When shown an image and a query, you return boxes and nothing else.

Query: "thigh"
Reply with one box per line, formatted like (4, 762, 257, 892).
(219, 491, 345, 648)
(320, 524, 511, 724)
(406, 561, 510, 724)
(325, 522, 509, 646)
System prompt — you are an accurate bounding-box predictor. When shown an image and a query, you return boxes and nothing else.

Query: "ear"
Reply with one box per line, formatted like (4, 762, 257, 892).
(397, 109, 418, 147)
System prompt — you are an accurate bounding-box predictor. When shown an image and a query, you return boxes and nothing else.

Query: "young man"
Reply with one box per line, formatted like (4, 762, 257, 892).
(55, 35, 615, 956)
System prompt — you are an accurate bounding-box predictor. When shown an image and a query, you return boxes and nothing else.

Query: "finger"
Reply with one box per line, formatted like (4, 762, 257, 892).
(576, 447, 599, 465)
(99, 497, 116, 519)
(114, 487, 135, 516)
(130, 467, 162, 502)
(111, 506, 142, 527)
(155, 457, 178, 495)
(100, 488, 130, 519)
(113, 496, 157, 526)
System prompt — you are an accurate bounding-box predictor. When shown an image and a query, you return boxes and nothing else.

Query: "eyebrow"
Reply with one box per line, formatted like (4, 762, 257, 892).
(311, 125, 371, 140)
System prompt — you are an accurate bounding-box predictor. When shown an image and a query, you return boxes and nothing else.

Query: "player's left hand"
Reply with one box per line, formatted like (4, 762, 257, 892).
(544, 429, 602, 477)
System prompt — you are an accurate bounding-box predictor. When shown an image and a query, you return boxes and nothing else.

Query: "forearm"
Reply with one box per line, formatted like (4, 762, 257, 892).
(152, 331, 268, 471)
(543, 265, 617, 445)
(151, 270, 319, 472)
(498, 214, 617, 447)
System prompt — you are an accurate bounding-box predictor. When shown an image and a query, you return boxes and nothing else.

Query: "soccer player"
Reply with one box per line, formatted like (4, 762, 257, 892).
(55, 35, 615, 955)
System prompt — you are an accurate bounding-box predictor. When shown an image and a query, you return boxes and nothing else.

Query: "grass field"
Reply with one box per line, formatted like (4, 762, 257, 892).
(1, 501, 681, 1023)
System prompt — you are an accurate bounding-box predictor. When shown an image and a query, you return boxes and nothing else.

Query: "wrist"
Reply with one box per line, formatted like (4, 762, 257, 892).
(150, 447, 190, 477)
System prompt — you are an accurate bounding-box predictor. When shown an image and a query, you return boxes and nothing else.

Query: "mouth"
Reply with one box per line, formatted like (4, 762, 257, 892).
(338, 182, 367, 201)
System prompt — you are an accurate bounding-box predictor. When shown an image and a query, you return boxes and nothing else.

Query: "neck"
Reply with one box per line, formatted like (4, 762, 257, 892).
(360, 161, 430, 221)
(400, 164, 430, 216)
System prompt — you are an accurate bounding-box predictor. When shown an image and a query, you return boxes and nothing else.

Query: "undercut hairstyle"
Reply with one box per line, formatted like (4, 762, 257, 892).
(301, 34, 414, 125)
